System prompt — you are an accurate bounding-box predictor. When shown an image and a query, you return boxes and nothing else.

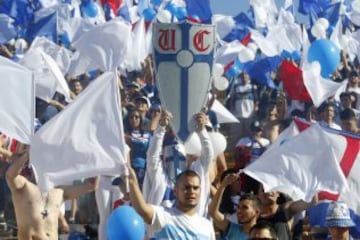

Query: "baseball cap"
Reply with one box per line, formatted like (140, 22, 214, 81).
(135, 96, 151, 107)
(325, 201, 355, 228)
(250, 120, 263, 132)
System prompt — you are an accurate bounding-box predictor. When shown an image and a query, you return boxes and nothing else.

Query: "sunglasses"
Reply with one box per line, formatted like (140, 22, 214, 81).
(130, 115, 140, 119)
(249, 238, 276, 240)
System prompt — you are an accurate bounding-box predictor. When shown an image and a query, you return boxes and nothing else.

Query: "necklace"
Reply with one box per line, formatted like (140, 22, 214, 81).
(40, 192, 49, 218)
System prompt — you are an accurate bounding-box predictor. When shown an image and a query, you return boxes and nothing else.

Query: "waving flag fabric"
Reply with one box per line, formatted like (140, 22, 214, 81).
(279, 60, 347, 107)
(68, 20, 132, 77)
(0, 56, 34, 144)
(0, 14, 17, 44)
(286, 118, 360, 238)
(20, 49, 72, 103)
(26, 12, 57, 42)
(243, 122, 348, 202)
(30, 72, 127, 191)
(185, 0, 212, 24)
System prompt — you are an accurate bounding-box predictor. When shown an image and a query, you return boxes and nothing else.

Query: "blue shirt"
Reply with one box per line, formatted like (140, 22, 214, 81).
(222, 222, 248, 240)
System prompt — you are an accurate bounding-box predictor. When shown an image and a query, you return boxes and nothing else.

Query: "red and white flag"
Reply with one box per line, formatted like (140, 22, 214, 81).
(243, 121, 349, 202)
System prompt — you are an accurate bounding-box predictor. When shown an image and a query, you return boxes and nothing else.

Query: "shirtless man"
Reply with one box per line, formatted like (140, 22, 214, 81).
(5, 143, 99, 240)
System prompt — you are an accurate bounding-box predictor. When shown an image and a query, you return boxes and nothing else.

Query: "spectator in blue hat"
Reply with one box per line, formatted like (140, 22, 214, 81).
(326, 201, 355, 240)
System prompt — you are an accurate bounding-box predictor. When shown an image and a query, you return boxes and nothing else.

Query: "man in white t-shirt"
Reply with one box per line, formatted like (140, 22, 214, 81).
(128, 111, 215, 239)
(129, 167, 215, 239)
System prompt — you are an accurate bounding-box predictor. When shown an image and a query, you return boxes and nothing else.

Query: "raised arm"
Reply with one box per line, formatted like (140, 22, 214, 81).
(128, 160, 154, 224)
(61, 176, 99, 201)
(285, 194, 318, 219)
(5, 143, 29, 190)
(209, 173, 238, 232)
(195, 112, 214, 169)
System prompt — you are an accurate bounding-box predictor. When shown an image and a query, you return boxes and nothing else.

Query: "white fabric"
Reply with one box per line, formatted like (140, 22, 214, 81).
(280, 119, 360, 215)
(150, 206, 216, 239)
(250, 0, 278, 28)
(95, 176, 122, 240)
(0, 56, 34, 144)
(68, 20, 132, 77)
(212, 14, 236, 39)
(243, 123, 348, 202)
(211, 99, 239, 123)
(29, 37, 72, 75)
(125, 17, 148, 71)
(215, 40, 245, 66)
(30, 72, 127, 191)
(302, 62, 348, 107)
(59, 17, 97, 43)
(20, 49, 72, 103)
(249, 29, 278, 57)
(39, 0, 58, 8)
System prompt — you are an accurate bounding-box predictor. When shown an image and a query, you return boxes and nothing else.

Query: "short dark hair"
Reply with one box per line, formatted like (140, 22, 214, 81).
(175, 170, 200, 185)
(240, 193, 261, 210)
(249, 221, 278, 239)
(340, 108, 356, 121)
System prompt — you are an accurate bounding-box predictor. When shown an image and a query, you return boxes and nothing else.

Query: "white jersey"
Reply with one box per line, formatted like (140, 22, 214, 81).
(143, 126, 213, 216)
(149, 206, 216, 240)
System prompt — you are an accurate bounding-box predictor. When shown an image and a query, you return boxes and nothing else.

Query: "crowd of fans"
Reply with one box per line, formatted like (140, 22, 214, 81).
(0, 32, 359, 240)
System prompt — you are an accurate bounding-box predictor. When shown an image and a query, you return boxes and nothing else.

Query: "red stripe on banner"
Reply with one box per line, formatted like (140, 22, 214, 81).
(294, 118, 310, 131)
(240, 33, 251, 46)
(319, 135, 360, 201)
(340, 136, 360, 177)
(224, 60, 234, 72)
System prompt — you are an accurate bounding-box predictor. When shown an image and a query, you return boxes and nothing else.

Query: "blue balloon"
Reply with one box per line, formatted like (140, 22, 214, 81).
(225, 64, 240, 78)
(106, 206, 145, 240)
(175, 7, 187, 21)
(151, 0, 162, 6)
(307, 39, 340, 78)
(82, 2, 98, 18)
(165, 2, 177, 15)
(142, 7, 156, 21)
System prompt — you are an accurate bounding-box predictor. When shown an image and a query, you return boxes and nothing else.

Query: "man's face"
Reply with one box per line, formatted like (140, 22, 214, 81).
(174, 175, 201, 210)
(236, 199, 259, 224)
(329, 227, 350, 240)
(135, 100, 149, 113)
(341, 119, 358, 133)
(257, 185, 279, 205)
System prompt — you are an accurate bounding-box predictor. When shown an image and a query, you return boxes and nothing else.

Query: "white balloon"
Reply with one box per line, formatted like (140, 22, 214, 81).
(311, 23, 326, 39)
(157, 9, 172, 23)
(184, 133, 202, 155)
(239, 48, 255, 62)
(214, 76, 229, 91)
(213, 63, 224, 77)
(316, 18, 329, 30)
(208, 132, 227, 155)
(247, 42, 258, 54)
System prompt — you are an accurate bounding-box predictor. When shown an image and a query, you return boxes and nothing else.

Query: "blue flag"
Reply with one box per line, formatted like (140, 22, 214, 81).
(26, 12, 57, 43)
(184, 0, 212, 24)
(244, 56, 282, 88)
(233, 12, 255, 29)
(298, 0, 331, 15)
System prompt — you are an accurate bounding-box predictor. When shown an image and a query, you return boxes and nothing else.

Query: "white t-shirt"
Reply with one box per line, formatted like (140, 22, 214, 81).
(149, 206, 216, 240)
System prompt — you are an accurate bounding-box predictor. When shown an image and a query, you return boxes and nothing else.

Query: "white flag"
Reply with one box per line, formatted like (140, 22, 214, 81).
(211, 99, 239, 123)
(243, 124, 348, 202)
(30, 37, 72, 75)
(20, 49, 72, 103)
(68, 20, 132, 77)
(0, 56, 34, 144)
(30, 72, 127, 191)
